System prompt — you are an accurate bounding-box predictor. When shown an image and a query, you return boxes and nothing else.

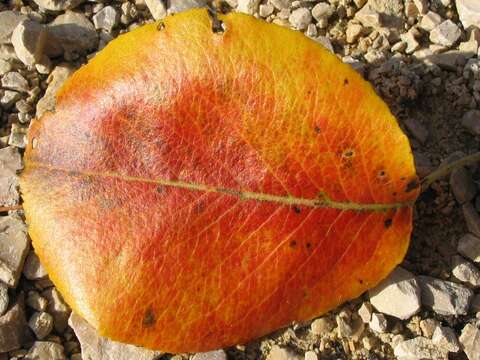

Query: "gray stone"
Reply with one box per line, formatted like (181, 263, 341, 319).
(36, 63, 75, 118)
(304, 351, 317, 360)
(452, 255, 480, 287)
(420, 11, 442, 31)
(432, 326, 460, 353)
(11, 20, 50, 67)
(0, 59, 11, 76)
(24, 341, 66, 360)
(23, 252, 48, 280)
(311, 3, 333, 22)
(289, 8, 312, 30)
(315, 36, 334, 53)
(335, 310, 364, 339)
(237, 0, 260, 14)
(0, 216, 29, 287)
(1, 71, 28, 92)
(463, 203, 480, 238)
(450, 167, 477, 204)
(355, 0, 404, 28)
(69, 312, 162, 360)
(259, 4, 274, 18)
(369, 267, 421, 320)
(419, 318, 439, 338)
(0, 90, 21, 109)
(459, 323, 480, 360)
(310, 317, 334, 335)
(462, 110, 480, 136)
(346, 22, 363, 43)
(266, 345, 301, 360)
(48, 11, 98, 57)
(168, 0, 207, 14)
(28, 312, 54, 340)
(430, 20, 462, 47)
(0, 299, 27, 352)
(369, 313, 387, 333)
(192, 350, 227, 360)
(0, 283, 7, 316)
(41, 288, 70, 333)
(456, 0, 480, 29)
(404, 118, 428, 143)
(145, 0, 166, 19)
(394, 337, 449, 360)
(458, 233, 480, 262)
(0, 11, 27, 44)
(93, 6, 120, 32)
(8, 123, 27, 149)
(26, 291, 48, 312)
(0, 146, 22, 207)
(358, 302, 373, 323)
(400, 30, 420, 54)
(417, 275, 474, 315)
(31, 0, 85, 11)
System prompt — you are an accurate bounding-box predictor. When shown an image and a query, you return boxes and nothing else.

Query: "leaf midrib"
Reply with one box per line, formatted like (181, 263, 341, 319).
(26, 162, 415, 211)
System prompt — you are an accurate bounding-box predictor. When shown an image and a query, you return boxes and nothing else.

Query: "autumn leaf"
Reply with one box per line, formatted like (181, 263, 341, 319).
(20, 9, 419, 352)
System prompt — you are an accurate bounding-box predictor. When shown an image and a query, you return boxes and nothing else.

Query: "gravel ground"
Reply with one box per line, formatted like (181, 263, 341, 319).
(1, 0, 480, 359)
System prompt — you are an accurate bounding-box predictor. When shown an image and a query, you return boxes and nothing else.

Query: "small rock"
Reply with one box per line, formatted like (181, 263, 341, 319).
(23, 252, 48, 281)
(28, 312, 54, 340)
(413, 0, 428, 14)
(0, 216, 29, 287)
(144, 0, 166, 19)
(36, 63, 75, 118)
(404, 118, 428, 143)
(93, 6, 120, 32)
(458, 233, 480, 262)
(432, 326, 460, 353)
(369, 267, 421, 320)
(266, 345, 301, 360)
(400, 29, 420, 54)
(289, 8, 312, 30)
(310, 317, 333, 335)
(315, 36, 334, 53)
(0, 146, 22, 207)
(462, 110, 480, 136)
(69, 312, 162, 360)
(452, 255, 480, 287)
(369, 313, 387, 333)
(336, 310, 364, 339)
(168, 0, 207, 14)
(0, 58, 11, 75)
(417, 275, 474, 316)
(358, 302, 373, 323)
(1, 71, 28, 92)
(41, 288, 71, 333)
(0, 299, 27, 353)
(419, 319, 440, 338)
(355, 6, 382, 27)
(259, 4, 274, 17)
(304, 351, 317, 360)
(0, 283, 7, 316)
(346, 22, 363, 43)
(48, 11, 98, 58)
(456, 0, 480, 30)
(394, 337, 449, 360)
(0, 90, 21, 108)
(430, 20, 462, 47)
(192, 350, 227, 360)
(11, 20, 50, 67)
(24, 341, 66, 360)
(459, 323, 480, 360)
(26, 291, 48, 312)
(420, 11, 442, 31)
(0, 11, 27, 44)
(459, 39, 479, 57)
(236, 0, 260, 14)
(450, 167, 477, 204)
(463, 203, 480, 238)
(311, 3, 333, 22)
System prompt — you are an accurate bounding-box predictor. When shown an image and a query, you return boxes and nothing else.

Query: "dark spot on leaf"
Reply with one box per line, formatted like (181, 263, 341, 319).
(157, 21, 165, 31)
(293, 206, 301, 214)
(378, 170, 386, 178)
(392, 192, 397, 196)
(143, 307, 156, 328)
(306, 242, 312, 249)
(343, 78, 349, 85)
(342, 149, 355, 158)
(384, 219, 392, 228)
(156, 186, 163, 193)
(359, 279, 364, 284)
(314, 125, 321, 134)
(290, 240, 297, 248)
(405, 179, 419, 193)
